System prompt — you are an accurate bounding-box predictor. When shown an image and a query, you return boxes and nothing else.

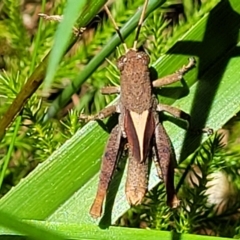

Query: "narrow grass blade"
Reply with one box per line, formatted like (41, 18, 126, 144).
(0, 220, 233, 240)
(0, 116, 21, 189)
(0, 211, 65, 240)
(43, 0, 87, 90)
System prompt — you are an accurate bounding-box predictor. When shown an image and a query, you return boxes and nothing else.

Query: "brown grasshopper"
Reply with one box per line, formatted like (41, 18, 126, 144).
(80, 0, 195, 218)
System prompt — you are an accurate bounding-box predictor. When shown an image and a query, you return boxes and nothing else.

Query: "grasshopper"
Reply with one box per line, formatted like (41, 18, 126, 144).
(80, 0, 195, 218)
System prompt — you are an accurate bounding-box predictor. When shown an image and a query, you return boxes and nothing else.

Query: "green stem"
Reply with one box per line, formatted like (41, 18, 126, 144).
(0, 115, 21, 189)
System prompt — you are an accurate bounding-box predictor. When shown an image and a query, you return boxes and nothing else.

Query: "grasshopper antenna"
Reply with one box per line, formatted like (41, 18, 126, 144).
(133, 0, 149, 50)
(104, 4, 128, 53)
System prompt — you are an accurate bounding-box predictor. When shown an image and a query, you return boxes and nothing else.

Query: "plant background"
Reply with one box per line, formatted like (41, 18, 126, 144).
(0, 0, 240, 239)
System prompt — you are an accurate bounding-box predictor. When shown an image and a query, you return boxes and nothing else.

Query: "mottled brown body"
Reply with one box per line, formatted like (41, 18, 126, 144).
(80, 48, 195, 217)
(117, 50, 156, 205)
(118, 50, 152, 113)
(79, 1, 196, 219)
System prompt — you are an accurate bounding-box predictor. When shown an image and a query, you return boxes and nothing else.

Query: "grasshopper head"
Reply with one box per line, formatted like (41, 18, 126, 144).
(116, 49, 150, 72)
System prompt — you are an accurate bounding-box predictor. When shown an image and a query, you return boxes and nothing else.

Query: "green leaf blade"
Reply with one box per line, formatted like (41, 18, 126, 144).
(43, 0, 87, 90)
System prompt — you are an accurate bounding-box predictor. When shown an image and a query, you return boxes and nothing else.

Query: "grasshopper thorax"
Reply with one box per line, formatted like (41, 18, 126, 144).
(118, 49, 152, 113)
(116, 49, 150, 72)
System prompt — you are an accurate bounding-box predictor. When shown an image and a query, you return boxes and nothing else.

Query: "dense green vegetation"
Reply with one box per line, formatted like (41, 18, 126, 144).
(0, 0, 240, 239)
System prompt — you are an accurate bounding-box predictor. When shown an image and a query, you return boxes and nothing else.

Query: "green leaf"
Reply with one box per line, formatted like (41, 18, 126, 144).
(0, 220, 232, 240)
(0, 211, 65, 240)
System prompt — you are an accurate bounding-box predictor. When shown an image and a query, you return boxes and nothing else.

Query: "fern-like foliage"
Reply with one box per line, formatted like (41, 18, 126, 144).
(1, 0, 32, 77)
(0, 0, 77, 195)
(117, 133, 240, 237)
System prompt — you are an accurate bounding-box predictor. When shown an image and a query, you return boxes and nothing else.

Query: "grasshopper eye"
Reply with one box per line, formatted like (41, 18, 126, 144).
(144, 55, 150, 65)
(117, 56, 127, 71)
(137, 52, 150, 65)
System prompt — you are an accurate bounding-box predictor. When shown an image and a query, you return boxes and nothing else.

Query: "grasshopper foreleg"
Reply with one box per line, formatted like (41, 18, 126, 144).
(90, 124, 122, 218)
(152, 57, 196, 88)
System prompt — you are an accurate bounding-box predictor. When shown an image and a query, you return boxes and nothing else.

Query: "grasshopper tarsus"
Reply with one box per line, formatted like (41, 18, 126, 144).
(202, 127, 214, 136)
(79, 114, 92, 122)
(188, 57, 196, 67)
(167, 194, 181, 208)
(174, 57, 196, 81)
(177, 57, 196, 75)
(190, 127, 214, 136)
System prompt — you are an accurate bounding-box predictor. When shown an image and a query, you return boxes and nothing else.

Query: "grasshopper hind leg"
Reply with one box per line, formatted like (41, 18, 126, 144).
(154, 122, 180, 208)
(90, 124, 122, 218)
